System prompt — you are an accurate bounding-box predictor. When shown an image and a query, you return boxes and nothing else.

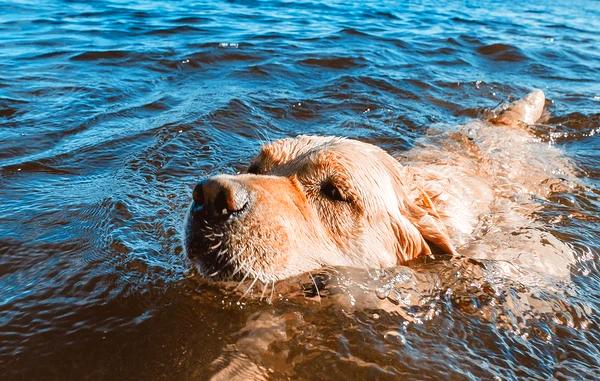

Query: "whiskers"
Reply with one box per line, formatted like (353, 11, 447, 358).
(190, 218, 280, 303)
(234, 259, 279, 304)
(236, 275, 278, 304)
(241, 276, 259, 300)
(308, 271, 322, 303)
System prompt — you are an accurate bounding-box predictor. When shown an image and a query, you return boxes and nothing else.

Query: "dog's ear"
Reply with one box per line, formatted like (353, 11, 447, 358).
(407, 191, 456, 256)
(390, 214, 431, 262)
(392, 184, 456, 261)
(390, 205, 455, 263)
(411, 212, 456, 256)
(380, 152, 456, 262)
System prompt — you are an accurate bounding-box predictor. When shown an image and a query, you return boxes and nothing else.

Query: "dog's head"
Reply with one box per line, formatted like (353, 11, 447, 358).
(185, 135, 454, 282)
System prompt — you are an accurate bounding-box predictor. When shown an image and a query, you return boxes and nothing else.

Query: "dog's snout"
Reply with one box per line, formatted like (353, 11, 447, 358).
(192, 182, 205, 205)
(193, 177, 249, 218)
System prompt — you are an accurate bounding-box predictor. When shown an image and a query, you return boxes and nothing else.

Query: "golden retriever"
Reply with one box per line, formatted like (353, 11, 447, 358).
(184, 89, 576, 285)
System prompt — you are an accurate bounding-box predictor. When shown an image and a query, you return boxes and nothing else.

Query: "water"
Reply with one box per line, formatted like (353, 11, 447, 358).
(1, 1, 599, 379)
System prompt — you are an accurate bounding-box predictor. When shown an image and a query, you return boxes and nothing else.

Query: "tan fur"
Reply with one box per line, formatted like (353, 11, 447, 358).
(187, 90, 576, 282)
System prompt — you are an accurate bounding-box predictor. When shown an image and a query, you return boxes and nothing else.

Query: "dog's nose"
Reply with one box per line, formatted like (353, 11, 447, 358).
(192, 176, 249, 218)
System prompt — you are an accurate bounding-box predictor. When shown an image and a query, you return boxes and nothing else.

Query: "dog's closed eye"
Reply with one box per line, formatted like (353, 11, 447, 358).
(321, 180, 348, 202)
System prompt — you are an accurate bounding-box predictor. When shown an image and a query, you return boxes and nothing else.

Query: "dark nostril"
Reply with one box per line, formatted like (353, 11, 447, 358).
(192, 182, 205, 205)
(212, 190, 231, 216)
(192, 177, 249, 218)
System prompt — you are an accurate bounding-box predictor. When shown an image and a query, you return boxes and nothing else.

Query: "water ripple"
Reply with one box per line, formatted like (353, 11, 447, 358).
(0, 0, 599, 379)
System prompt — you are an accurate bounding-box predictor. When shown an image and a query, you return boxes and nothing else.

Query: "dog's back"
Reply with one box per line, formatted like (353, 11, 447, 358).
(403, 90, 576, 278)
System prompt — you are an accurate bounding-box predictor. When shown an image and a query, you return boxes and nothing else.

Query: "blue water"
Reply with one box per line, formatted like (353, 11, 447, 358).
(1, 1, 599, 379)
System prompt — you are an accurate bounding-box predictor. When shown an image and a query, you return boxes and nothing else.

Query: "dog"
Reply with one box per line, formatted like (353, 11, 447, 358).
(184, 89, 576, 287)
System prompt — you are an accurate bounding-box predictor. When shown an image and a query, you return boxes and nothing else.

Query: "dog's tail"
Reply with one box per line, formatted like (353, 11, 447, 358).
(489, 89, 545, 126)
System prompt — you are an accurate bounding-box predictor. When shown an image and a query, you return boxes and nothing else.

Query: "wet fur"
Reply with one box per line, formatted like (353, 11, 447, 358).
(186, 90, 575, 286)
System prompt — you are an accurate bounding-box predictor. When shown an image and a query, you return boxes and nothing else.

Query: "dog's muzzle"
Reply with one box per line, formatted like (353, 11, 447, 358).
(185, 176, 251, 277)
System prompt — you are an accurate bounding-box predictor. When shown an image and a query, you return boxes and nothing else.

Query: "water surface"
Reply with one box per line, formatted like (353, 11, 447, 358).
(1, 1, 599, 379)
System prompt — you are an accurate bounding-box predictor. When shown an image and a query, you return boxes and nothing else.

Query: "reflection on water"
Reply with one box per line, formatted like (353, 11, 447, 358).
(0, 0, 599, 379)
